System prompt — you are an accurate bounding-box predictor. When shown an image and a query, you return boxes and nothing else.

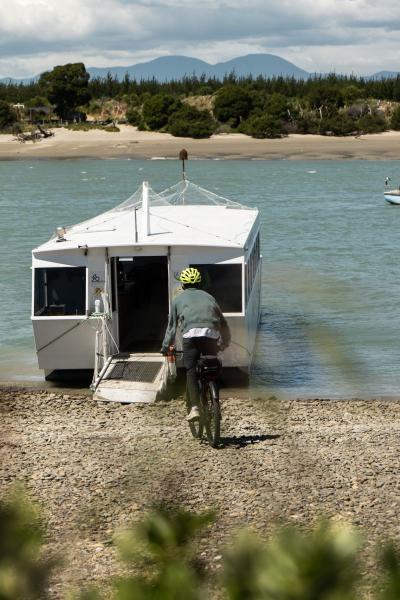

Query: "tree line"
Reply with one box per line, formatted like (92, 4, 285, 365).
(2, 62, 400, 138)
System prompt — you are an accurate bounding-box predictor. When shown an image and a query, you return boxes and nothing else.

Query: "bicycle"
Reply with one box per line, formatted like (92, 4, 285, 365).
(166, 348, 222, 448)
(186, 354, 222, 448)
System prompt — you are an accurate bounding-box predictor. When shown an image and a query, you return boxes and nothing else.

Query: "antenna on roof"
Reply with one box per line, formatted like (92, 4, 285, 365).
(179, 148, 188, 180)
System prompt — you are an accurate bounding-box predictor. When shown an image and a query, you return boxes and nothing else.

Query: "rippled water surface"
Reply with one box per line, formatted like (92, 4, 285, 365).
(1, 158, 399, 397)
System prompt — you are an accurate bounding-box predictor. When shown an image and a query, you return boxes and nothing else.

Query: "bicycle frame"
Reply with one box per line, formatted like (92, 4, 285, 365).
(195, 355, 222, 447)
(169, 348, 222, 447)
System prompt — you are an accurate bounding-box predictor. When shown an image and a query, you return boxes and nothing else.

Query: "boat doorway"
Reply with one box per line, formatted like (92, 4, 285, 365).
(114, 256, 169, 352)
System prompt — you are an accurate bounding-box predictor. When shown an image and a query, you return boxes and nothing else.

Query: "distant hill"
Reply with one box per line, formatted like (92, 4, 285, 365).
(88, 55, 212, 81)
(0, 76, 37, 84)
(1, 55, 400, 84)
(210, 54, 310, 80)
(367, 70, 400, 80)
(87, 53, 310, 81)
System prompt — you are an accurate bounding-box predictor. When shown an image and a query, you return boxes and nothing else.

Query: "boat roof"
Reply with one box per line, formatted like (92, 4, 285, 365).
(33, 180, 259, 253)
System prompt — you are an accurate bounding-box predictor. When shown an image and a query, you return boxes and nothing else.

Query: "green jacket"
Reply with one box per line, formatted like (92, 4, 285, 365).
(162, 288, 231, 352)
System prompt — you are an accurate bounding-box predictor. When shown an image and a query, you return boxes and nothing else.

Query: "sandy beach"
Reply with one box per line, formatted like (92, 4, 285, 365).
(1, 125, 400, 160)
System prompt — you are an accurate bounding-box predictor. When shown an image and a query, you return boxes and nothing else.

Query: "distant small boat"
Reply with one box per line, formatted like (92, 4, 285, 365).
(384, 190, 400, 205)
(384, 177, 400, 204)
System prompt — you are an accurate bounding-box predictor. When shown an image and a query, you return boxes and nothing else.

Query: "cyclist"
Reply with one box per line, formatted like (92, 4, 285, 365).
(161, 267, 230, 421)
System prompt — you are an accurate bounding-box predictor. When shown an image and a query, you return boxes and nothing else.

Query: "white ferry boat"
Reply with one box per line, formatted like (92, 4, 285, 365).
(31, 176, 261, 402)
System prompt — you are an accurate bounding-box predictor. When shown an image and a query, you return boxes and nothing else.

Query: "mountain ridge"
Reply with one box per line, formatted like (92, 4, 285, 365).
(1, 53, 399, 84)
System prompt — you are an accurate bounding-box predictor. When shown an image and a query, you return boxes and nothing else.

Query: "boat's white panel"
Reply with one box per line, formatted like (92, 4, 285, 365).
(32, 251, 88, 269)
(32, 318, 97, 370)
(221, 319, 251, 368)
(246, 264, 262, 359)
(94, 353, 168, 403)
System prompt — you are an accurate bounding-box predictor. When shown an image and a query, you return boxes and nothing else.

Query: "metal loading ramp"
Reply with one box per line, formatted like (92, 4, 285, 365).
(93, 353, 168, 403)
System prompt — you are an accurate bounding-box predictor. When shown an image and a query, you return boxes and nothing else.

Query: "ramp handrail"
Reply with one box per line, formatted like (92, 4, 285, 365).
(90, 314, 119, 391)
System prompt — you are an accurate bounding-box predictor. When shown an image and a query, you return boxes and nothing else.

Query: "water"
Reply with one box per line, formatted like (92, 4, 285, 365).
(1, 158, 399, 397)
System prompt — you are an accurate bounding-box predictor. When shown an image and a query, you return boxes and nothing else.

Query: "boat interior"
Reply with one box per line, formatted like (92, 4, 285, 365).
(112, 256, 169, 352)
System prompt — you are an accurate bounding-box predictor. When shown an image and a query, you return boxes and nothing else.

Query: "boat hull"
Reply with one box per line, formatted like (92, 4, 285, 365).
(384, 191, 400, 204)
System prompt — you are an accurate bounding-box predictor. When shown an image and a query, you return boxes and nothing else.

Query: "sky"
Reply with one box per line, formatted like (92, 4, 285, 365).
(0, 0, 399, 79)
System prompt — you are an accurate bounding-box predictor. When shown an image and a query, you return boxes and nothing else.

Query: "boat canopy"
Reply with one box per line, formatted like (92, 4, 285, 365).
(157, 180, 248, 208)
(52, 179, 251, 235)
(35, 180, 258, 252)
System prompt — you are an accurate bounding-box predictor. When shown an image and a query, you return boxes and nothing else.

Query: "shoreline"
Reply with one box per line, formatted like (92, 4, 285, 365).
(1, 125, 400, 160)
(1, 381, 400, 402)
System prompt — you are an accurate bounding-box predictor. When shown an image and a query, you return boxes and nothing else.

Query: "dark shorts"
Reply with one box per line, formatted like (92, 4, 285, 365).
(183, 336, 218, 406)
(182, 336, 219, 369)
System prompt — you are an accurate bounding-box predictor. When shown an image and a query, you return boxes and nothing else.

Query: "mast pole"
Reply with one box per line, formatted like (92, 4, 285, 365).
(142, 180, 150, 236)
(179, 148, 188, 180)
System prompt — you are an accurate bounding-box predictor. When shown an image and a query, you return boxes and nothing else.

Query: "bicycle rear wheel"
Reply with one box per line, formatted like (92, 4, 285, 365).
(185, 384, 203, 439)
(203, 380, 220, 448)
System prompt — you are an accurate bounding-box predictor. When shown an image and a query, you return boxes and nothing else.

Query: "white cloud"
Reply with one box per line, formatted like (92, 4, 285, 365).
(1, 0, 400, 77)
(0, 0, 93, 41)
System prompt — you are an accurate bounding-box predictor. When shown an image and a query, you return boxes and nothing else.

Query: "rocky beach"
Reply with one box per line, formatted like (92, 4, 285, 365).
(1, 386, 399, 597)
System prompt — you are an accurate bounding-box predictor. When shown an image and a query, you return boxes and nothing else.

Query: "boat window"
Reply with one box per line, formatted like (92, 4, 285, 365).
(245, 233, 260, 305)
(190, 263, 242, 313)
(34, 267, 86, 316)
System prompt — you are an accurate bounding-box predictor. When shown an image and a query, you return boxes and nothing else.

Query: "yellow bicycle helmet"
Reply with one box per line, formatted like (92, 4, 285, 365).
(179, 267, 202, 285)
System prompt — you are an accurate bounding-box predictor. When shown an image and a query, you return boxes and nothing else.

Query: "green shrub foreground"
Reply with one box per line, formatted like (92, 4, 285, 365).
(1, 492, 399, 599)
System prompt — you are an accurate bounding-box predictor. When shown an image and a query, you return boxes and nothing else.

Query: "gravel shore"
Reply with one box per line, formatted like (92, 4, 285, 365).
(0, 387, 399, 597)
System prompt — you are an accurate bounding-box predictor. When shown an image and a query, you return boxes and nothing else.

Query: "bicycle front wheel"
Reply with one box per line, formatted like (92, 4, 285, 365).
(203, 380, 220, 448)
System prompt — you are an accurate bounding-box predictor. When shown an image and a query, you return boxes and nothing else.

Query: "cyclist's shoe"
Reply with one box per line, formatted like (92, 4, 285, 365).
(187, 406, 200, 421)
